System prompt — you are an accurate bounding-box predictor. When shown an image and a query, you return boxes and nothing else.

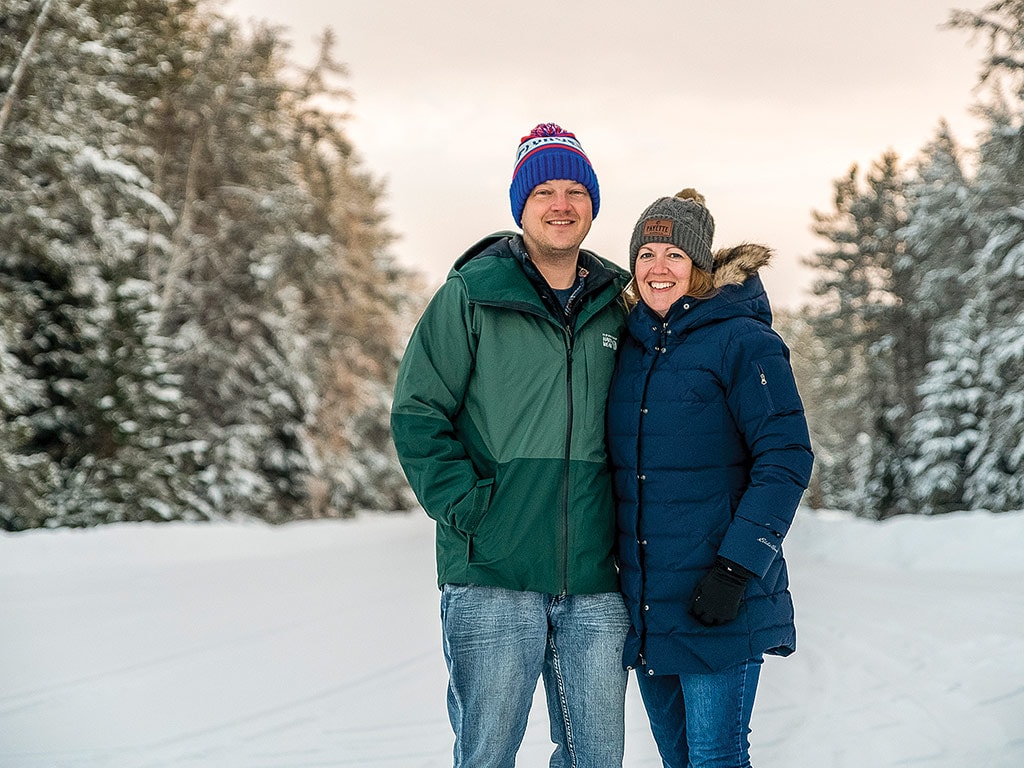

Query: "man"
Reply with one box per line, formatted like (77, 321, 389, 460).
(390, 123, 630, 767)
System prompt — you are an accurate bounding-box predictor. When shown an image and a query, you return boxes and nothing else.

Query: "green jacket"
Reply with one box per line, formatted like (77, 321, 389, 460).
(391, 233, 629, 594)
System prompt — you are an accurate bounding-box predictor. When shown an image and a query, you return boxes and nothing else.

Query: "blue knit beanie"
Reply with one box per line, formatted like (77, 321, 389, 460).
(509, 123, 600, 227)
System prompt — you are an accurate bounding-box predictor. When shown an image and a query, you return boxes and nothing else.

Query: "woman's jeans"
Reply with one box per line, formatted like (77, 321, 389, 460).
(440, 584, 630, 768)
(637, 657, 763, 768)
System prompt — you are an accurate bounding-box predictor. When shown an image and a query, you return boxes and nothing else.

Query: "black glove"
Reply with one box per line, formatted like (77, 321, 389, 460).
(689, 557, 754, 627)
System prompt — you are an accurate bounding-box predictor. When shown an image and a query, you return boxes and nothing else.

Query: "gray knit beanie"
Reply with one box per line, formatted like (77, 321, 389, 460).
(629, 188, 715, 274)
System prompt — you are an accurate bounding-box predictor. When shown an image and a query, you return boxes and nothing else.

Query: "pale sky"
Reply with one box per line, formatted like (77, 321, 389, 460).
(224, 0, 986, 309)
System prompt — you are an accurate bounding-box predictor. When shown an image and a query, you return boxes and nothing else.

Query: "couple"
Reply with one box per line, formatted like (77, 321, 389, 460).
(390, 123, 814, 768)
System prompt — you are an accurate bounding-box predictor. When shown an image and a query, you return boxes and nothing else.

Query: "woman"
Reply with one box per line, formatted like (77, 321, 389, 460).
(607, 188, 814, 767)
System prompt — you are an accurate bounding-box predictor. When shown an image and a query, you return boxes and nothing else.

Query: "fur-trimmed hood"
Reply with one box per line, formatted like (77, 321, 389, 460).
(712, 242, 773, 289)
(628, 241, 775, 342)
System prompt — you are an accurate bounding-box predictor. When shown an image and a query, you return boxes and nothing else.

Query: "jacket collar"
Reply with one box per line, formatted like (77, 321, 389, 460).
(452, 233, 626, 323)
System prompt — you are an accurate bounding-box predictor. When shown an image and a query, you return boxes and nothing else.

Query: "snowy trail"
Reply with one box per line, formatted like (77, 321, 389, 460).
(756, 511, 1024, 768)
(1, 509, 1022, 767)
(757, 561, 1023, 767)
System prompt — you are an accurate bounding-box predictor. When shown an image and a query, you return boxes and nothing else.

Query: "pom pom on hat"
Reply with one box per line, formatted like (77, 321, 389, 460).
(629, 188, 715, 274)
(509, 123, 600, 227)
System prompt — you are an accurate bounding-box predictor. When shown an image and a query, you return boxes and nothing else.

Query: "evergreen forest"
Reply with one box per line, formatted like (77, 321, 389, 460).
(776, 2, 1024, 518)
(1, 0, 421, 529)
(1, 0, 1022, 528)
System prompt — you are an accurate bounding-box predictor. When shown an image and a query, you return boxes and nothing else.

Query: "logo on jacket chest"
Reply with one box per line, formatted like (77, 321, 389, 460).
(602, 333, 618, 351)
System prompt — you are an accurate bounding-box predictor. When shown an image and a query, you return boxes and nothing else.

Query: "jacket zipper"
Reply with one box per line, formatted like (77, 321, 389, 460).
(561, 322, 573, 595)
(636, 321, 670, 667)
(557, 270, 589, 596)
(515, 269, 612, 596)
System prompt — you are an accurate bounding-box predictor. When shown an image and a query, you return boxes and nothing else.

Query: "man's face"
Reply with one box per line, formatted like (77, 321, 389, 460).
(520, 179, 593, 257)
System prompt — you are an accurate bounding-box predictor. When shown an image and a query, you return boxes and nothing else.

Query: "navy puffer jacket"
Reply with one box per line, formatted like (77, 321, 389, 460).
(607, 243, 813, 676)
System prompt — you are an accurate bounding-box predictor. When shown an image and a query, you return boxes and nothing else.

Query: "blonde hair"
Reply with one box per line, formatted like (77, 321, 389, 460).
(622, 263, 718, 310)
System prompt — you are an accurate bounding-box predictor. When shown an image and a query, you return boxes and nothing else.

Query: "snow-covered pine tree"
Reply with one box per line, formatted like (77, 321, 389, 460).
(942, 1, 1024, 512)
(768, 308, 829, 509)
(2, 2, 423, 528)
(903, 124, 986, 514)
(0, 287, 56, 526)
(803, 153, 925, 518)
(801, 169, 872, 514)
(289, 31, 418, 515)
(0, 0, 187, 529)
(143, 17, 326, 523)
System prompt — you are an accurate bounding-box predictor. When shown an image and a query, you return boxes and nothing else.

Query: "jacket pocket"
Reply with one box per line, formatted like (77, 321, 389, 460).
(452, 477, 494, 535)
(752, 356, 803, 416)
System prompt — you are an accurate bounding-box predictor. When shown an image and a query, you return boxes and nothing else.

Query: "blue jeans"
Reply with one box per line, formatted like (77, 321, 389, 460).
(440, 584, 630, 768)
(637, 657, 763, 768)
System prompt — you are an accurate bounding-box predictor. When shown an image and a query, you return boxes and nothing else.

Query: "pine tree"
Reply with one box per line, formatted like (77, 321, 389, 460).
(803, 153, 926, 518)
(0, 287, 57, 525)
(142, 16, 416, 521)
(957, 122, 1024, 511)
(0, 0, 186, 528)
(140, 17, 325, 523)
(903, 124, 986, 513)
(943, 1, 1024, 511)
(1, 2, 419, 527)
(770, 308, 829, 509)
(289, 31, 418, 515)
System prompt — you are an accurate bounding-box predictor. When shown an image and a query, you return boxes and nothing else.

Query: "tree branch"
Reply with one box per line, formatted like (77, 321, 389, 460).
(0, 0, 56, 142)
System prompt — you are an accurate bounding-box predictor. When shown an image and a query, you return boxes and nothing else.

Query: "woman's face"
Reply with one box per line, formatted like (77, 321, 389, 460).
(634, 242, 692, 317)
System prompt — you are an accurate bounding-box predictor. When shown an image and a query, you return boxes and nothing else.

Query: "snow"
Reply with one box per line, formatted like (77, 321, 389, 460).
(1, 508, 1022, 767)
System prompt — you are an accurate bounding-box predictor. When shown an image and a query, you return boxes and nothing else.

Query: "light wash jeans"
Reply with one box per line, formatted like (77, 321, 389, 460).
(637, 657, 763, 768)
(440, 584, 630, 768)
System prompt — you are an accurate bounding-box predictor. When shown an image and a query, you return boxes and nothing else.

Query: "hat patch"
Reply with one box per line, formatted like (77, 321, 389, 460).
(642, 219, 674, 239)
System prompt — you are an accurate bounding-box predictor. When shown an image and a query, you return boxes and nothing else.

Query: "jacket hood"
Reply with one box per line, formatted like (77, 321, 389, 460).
(451, 230, 520, 273)
(711, 242, 773, 290)
(630, 242, 775, 336)
(448, 232, 627, 314)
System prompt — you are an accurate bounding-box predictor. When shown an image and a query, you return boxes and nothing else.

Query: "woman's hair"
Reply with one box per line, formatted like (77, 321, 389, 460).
(622, 262, 718, 310)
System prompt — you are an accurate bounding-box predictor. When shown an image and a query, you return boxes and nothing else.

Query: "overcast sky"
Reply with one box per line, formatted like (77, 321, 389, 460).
(224, 0, 987, 308)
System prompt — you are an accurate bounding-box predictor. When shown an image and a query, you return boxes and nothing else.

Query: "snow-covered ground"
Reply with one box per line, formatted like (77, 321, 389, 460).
(1, 507, 1022, 767)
